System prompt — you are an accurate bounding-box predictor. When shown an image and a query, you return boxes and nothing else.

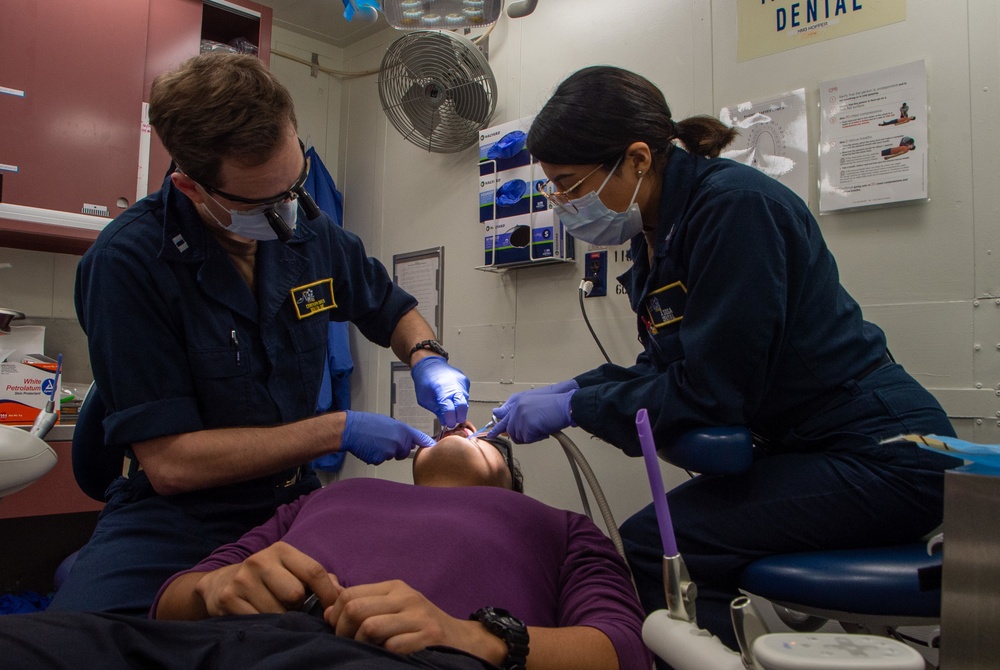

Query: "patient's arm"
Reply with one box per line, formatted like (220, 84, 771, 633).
(326, 579, 617, 670)
(155, 542, 342, 620)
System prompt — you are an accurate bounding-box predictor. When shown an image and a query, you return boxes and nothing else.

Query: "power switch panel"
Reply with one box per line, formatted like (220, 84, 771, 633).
(585, 250, 607, 297)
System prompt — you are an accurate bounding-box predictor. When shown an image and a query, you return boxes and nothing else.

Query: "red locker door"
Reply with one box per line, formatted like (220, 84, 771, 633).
(0, 0, 150, 217)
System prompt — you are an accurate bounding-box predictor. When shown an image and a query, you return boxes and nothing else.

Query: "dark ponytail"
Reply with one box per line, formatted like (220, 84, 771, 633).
(675, 116, 739, 159)
(528, 66, 737, 171)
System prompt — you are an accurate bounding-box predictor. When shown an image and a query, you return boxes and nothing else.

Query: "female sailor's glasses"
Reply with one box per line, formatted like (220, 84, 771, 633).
(537, 163, 605, 213)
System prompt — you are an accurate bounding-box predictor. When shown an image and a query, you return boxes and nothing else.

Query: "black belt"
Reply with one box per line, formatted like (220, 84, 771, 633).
(277, 466, 305, 488)
(768, 352, 895, 446)
(857, 352, 894, 381)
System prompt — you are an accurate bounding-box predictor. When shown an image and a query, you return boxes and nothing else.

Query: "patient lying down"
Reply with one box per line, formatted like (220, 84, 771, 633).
(0, 425, 651, 670)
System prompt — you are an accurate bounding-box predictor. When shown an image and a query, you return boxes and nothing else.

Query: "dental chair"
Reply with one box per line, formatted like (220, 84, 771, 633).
(49, 382, 122, 589)
(638, 423, 937, 669)
(0, 424, 58, 499)
(70, 382, 123, 502)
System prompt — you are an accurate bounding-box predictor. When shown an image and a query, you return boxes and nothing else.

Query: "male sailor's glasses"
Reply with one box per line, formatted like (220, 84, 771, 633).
(195, 140, 322, 241)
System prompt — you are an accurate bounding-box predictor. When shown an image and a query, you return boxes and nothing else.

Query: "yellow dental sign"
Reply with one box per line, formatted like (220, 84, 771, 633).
(738, 0, 906, 62)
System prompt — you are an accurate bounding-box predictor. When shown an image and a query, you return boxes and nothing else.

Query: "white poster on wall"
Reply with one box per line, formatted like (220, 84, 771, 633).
(719, 89, 809, 204)
(818, 60, 928, 213)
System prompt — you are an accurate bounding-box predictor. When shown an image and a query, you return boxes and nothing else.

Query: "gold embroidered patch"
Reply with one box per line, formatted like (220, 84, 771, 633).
(644, 281, 687, 331)
(291, 278, 337, 319)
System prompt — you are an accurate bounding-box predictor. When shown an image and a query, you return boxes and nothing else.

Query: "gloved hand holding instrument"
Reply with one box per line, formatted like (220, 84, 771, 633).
(410, 356, 470, 429)
(487, 379, 579, 444)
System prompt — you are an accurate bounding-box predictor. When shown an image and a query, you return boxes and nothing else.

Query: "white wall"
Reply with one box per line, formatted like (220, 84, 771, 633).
(269, 26, 345, 183)
(263, 0, 1000, 523)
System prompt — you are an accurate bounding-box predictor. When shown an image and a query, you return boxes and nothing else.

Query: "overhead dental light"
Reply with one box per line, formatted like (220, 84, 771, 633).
(341, 0, 381, 24)
(384, 0, 503, 30)
(343, 0, 539, 28)
(506, 0, 537, 18)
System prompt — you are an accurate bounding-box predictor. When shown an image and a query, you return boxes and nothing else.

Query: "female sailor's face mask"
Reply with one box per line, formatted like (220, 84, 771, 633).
(543, 156, 644, 246)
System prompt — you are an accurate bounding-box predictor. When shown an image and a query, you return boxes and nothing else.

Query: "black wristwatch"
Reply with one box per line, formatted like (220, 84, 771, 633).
(408, 339, 449, 361)
(470, 607, 529, 670)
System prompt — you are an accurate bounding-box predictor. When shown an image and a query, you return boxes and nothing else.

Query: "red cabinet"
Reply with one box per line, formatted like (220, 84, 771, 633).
(0, 0, 150, 222)
(0, 0, 272, 254)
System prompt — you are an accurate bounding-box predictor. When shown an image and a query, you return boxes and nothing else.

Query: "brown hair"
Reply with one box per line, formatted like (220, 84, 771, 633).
(149, 52, 297, 187)
(528, 66, 738, 175)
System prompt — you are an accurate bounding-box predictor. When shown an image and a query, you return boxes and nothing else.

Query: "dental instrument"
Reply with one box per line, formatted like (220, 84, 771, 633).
(473, 416, 497, 437)
(30, 353, 62, 440)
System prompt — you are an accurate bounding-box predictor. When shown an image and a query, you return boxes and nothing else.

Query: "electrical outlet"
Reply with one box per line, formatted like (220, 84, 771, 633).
(585, 250, 607, 297)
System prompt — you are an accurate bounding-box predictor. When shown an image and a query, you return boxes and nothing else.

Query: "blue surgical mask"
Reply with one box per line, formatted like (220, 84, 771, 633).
(205, 193, 298, 241)
(555, 157, 644, 246)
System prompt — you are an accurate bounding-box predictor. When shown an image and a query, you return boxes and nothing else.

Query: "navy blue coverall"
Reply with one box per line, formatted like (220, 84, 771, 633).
(49, 176, 416, 614)
(568, 148, 959, 648)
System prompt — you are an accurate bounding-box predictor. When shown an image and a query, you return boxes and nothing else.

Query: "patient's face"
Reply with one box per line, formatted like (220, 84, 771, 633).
(412, 423, 512, 490)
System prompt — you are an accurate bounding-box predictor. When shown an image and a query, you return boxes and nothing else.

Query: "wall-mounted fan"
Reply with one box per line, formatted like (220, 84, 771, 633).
(378, 30, 497, 153)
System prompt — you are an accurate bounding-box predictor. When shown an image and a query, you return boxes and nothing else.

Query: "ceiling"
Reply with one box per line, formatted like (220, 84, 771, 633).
(267, 0, 394, 48)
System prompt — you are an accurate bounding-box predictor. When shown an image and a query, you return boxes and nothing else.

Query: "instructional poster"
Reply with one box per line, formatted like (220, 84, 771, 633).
(719, 89, 809, 204)
(818, 60, 928, 213)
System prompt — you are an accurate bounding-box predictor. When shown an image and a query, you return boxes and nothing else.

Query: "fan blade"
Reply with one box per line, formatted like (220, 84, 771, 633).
(449, 80, 491, 125)
(400, 83, 439, 139)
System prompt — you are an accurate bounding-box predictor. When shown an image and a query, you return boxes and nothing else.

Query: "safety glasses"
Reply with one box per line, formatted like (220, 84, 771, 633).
(201, 140, 312, 207)
(537, 163, 606, 213)
(481, 436, 516, 486)
(194, 140, 322, 241)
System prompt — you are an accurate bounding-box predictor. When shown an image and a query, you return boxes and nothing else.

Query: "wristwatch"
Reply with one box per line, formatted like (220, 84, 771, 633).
(470, 607, 529, 670)
(408, 339, 449, 361)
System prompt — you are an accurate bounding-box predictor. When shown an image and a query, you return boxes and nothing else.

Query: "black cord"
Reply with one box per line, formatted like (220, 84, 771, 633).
(578, 284, 612, 364)
(578, 284, 697, 478)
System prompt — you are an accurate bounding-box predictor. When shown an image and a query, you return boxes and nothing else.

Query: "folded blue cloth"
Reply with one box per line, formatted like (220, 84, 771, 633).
(892, 434, 1000, 469)
(0, 591, 51, 615)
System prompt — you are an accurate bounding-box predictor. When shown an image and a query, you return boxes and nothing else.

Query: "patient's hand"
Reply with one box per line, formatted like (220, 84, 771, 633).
(325, 580, 506, 665)
(195, 541, 342, 617)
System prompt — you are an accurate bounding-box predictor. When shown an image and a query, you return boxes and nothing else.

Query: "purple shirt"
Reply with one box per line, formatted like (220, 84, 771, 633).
(154, 478, 651, 669)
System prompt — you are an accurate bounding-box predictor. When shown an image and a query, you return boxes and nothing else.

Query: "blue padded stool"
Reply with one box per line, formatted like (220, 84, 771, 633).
(740, 542, 941, 630)
(660, 428, 942, 634)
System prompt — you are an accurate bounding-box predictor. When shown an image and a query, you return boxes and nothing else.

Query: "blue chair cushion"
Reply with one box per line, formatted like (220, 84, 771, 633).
(662, 427, 754, 475)
(741, 543, 940, 617)
(71, 384, 123, 502)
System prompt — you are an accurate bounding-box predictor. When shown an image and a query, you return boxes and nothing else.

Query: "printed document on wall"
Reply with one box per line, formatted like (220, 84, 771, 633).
(720, 89, 809, 205)
(818, 60, 927, 213)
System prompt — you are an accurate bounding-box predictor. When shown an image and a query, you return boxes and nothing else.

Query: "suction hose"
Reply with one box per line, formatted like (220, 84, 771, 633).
(551, 431, 626, 560)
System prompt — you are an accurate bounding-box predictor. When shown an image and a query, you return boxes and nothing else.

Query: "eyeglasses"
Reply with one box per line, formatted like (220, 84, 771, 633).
(193, 140, 323, 241)
(479, 435, 521, 492)
(537, 163, 606, 213)
(201, 140, 312, 207)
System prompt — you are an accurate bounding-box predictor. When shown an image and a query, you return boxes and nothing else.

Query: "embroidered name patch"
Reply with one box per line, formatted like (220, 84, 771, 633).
(644, 281, 687, 331)
(291, 278, 337, 319)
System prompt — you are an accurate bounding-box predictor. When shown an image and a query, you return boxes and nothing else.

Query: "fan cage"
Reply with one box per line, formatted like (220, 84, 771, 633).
(379, 30, 498, 153)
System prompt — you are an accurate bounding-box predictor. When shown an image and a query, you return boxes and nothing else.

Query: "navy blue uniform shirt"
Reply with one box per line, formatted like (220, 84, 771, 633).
(571, 148, 890, 456)
(76, 176, 416, 450)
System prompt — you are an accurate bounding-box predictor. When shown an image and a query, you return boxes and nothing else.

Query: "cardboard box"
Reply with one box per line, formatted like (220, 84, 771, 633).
(0, 360, 61, 426)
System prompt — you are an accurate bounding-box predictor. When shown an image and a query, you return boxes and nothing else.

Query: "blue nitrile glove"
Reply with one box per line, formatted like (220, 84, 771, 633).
(411, 356, 470, 428)
(341, 411, 435, 465)
(489, 379, 580, 426)
(488, 389, 577, 444)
